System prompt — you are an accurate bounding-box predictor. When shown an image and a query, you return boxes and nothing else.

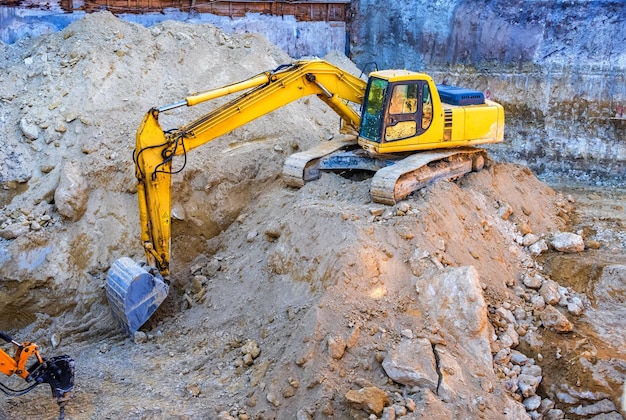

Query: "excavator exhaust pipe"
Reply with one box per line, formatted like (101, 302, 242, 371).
(106, 257, 169, 335)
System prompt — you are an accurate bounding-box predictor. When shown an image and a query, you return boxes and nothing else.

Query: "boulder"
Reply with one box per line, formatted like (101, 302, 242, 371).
(20, 118, 40, 141)
(54, 161, 88, 222)
(540, 306, 573, 333)
(345, 386, 390, 415)
(0, 223, 30, 239)
(551, 232, 584, 253)
(414, 266, 494, 367)
(382, 338, 438, 390)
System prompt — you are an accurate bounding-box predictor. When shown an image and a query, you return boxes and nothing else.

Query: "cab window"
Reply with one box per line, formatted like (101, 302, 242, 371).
(422, 84, 433, 129)
(385, 121, 417, 141)
(360, 78, 388, 143)
(385, 83, 419, 141)
(389, 84, 418, 114)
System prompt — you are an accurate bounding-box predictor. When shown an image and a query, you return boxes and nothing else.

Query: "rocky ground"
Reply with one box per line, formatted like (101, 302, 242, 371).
(0, 12, 624, 420)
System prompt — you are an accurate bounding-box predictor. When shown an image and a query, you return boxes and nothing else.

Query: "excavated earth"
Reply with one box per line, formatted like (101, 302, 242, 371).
(0, 12, 625, 420)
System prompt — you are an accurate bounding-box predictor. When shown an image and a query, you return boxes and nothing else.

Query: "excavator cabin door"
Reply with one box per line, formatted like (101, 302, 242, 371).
(383, 81, 433, 143)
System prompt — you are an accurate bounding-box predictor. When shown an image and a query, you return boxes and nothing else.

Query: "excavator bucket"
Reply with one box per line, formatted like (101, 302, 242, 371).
(105, 257, 169, 335)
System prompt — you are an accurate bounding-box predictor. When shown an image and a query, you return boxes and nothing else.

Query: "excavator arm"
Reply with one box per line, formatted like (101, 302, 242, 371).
(138, 59, 365, 278)
(106, 59, 366, 334)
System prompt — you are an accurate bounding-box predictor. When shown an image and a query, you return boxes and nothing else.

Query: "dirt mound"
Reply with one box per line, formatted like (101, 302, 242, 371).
(0, 11, 344, 319)
(1, 12, 624, 420)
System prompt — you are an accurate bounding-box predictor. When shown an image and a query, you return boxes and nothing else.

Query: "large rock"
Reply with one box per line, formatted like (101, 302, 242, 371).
(415, 266, 494, 367)
(540, 305, 573, 333)
(0, 223, 30, 239)
(551, 232, 585, 253)
(570, 399, 617, 417)
(518, 374, 541, 398)
(54, 161, 88, 222)
(19, 118, 39, 141)
(344, 386, 390, 415)
(539, 279, 561, 305)
(382, 338, 438, 391)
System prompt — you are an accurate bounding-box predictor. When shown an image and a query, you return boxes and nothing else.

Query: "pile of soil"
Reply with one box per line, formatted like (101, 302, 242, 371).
(1, 12, 624, 420)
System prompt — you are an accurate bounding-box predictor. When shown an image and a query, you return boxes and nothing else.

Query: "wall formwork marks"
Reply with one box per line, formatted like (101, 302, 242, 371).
(86, 0, 348, 21)
(0, 1, 350, 57)
(0, 0, 350, 20)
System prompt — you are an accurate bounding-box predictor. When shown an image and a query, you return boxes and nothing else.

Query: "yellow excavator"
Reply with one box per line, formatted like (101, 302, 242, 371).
(0, 331, 74, 419)
(106, 59, 504, 334)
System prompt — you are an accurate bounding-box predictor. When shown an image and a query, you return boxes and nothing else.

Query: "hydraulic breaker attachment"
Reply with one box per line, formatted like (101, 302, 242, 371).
(0, 331, 75, 420)
(28, 355, 75, 414)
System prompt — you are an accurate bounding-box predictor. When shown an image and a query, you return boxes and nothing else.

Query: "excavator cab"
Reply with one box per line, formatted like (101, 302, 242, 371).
(359, 72, 438, 153)
(358, 69, 500, 158)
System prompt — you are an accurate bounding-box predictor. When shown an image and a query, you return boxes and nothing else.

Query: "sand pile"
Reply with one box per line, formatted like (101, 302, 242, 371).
(0, 11, 342, 319)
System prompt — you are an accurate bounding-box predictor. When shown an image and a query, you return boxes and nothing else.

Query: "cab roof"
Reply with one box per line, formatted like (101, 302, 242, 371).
(369, 69, 433, 83)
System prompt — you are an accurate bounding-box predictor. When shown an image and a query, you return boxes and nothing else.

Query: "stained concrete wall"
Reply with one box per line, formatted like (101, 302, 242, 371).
(347, 0, 626, 184)
(0, 6, 79, 44)
(0, 7, 346, 58)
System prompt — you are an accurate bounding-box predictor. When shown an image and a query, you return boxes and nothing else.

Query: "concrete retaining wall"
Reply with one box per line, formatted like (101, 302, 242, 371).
(0, 6, 346, 58)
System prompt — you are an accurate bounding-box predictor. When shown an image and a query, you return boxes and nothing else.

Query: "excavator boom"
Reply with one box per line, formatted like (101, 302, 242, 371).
(106, 60, 367, 334)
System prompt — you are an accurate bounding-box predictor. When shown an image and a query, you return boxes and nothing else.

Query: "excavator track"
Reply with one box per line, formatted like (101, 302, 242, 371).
(370, 147, 486, 205)
(282, 135, 358, 187)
